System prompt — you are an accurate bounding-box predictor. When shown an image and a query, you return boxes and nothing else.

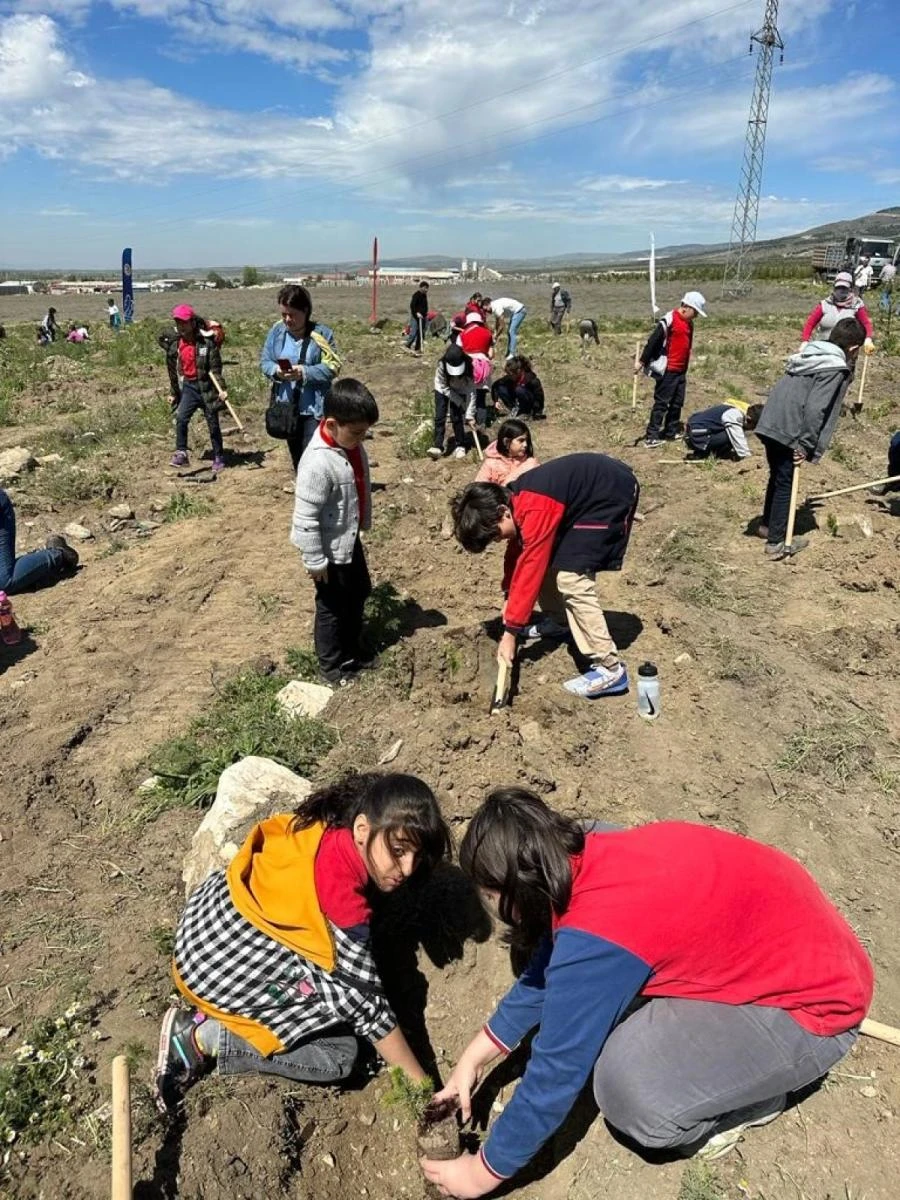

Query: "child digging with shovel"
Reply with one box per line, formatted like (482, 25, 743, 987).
(754, 318, 864, 560)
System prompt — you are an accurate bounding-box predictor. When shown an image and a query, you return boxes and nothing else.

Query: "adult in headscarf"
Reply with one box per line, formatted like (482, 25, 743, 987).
(800, 272, 873, 355)
(260, 284, 341, 471)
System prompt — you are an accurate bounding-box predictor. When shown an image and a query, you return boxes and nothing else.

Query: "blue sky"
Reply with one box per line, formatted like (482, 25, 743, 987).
(0, 0, 897, 269)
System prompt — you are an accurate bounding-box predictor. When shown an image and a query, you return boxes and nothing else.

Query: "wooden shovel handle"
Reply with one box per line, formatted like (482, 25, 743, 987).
(111, 1055, 132, 1200)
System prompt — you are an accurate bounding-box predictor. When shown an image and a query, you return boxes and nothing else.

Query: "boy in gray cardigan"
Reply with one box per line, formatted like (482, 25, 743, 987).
(291, 379, 378, 685)
(754, 318, 864, 560)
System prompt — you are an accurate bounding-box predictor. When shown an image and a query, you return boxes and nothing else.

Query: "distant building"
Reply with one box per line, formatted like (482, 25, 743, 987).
(0, 280, 36, 295)
(366, 267, 459, 285)
(49, 278, 120, 295)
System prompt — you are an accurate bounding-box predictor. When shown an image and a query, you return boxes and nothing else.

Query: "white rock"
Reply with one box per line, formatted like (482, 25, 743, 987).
(181, 756, 313, 895)
(276, 680, 333, 720)
(0, 447, 36, 485)
(137, 775, 161, 794)
(64, 522, 94, 541)
(108, 503, 134, 520)
(674, 652, 692, 665)
(378, 739, 403, 765)
(36, 453, 64, 466)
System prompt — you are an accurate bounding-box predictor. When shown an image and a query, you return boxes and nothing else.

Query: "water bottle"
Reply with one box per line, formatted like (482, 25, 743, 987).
(637, 662, 660, 720)
(0, 591, 22, 646)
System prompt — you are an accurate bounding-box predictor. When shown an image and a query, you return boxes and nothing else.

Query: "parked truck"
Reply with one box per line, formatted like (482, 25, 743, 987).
(812, 236, 895, 280)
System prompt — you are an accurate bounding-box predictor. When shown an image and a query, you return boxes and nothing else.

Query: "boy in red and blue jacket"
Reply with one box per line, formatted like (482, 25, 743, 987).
(451, 452, 639, 698)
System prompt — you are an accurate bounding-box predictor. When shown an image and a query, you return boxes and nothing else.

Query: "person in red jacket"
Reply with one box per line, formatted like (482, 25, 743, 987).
(421, 790, 873, 1197)
(637, 290, 706, 448)
(450, 453, 639, 698)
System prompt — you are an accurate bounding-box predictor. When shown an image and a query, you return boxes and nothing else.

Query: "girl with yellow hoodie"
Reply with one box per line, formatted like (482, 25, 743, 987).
(154, 773, 451, 1112)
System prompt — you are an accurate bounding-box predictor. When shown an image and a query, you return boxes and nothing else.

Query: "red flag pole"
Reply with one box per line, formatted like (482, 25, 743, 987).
(370, 236, 379, 326)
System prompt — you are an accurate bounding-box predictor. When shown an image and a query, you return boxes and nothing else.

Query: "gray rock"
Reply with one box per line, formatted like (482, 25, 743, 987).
(0, 447, 36, 485)
(64, 522, 94, 541)
(108, 503, 134, 520)
(276, 680, 333, 719)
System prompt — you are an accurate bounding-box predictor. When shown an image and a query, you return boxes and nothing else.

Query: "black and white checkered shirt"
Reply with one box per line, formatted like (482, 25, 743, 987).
(175, 870, 395, 1049)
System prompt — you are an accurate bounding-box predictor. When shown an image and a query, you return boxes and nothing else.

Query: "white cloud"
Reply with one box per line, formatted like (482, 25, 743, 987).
(39, 205, 87, 216)
(580, 175, 676, 193)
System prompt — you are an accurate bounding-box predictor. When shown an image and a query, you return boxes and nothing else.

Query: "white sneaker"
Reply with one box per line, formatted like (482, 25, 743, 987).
(426, 446, 442, 460)
(562, 662, 628, 698)
(453, 446, 467, 459)
(698, 1095, 786, 1161)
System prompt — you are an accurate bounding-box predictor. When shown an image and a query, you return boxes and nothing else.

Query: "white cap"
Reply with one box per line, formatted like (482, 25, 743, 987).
(445, 358, 467, 376)
(681, 290, 707, 317)
(552, 281, 561, 288)
(465, 311, 484, 324)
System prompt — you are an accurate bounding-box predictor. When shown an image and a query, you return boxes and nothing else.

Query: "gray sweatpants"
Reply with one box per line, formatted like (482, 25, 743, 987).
(592, 997, 857, 1151)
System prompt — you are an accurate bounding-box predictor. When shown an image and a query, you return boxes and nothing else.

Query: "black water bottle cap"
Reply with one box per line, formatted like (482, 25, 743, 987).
(638, 661, 658, 678)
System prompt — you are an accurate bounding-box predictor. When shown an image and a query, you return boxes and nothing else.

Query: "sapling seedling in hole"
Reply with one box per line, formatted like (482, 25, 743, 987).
(382, 1066, 460, 1161)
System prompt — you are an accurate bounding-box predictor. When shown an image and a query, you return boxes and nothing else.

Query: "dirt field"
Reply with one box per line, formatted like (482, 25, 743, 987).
(1, 279, 898, 1200)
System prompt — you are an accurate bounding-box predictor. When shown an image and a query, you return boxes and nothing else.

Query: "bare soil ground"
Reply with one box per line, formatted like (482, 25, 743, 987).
(1, 280, 898, 1200)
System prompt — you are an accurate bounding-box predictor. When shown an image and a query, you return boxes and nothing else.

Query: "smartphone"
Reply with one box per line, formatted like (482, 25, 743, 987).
(277, 358, 293, 373)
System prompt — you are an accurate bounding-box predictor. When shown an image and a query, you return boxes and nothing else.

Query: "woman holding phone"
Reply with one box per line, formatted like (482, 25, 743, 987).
(260, 284, 341, 470)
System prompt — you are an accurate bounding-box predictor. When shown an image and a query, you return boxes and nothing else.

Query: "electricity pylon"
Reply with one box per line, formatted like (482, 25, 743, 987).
(721, 0, 784, 297)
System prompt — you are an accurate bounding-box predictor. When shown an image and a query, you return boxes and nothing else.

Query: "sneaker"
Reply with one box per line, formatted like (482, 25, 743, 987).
(45, 535, 79, 572)
(523, 617, 570, 642)
(755, 523, 769, 539)
(698, 1095, 786, 1161)
(765, 536, 808, 561)
(453, 446, 467, 459)
(562, 662, 629, 698)
(170, 451, 189, 467)
(320, 669, 357, 689)
(426, 446, 443, 461)
(154, 1007, 210, 1113)
(349, 653, 381, 671)
(868, 483, 895, 497)
(643, 437, 662, 449)
(211, 456, 225, 473)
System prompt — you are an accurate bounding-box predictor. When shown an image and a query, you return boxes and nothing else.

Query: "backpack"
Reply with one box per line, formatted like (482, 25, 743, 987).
(560, 288, 572, 309)
(200, 319, 225, 347)
(645, 312, 674, 379)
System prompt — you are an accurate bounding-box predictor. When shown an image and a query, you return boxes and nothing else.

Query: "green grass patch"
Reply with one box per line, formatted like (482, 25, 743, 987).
(776, 714, 877, 790)
(365, 581, 407, 649)
(0, 1006, 86, 1150)
(163, 491, 214, 522)
(21, 462, 119, 505)
(148, 667, 336, 809)
(285, 645, 320, 681)
(677, 1161, 726, 1200)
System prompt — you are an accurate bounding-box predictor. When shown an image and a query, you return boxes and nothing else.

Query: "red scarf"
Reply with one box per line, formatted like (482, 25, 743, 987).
(319, 421, 367, 517)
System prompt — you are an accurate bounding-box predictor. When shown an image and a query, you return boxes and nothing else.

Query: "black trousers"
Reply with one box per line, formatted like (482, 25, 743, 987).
(760, 436, 796, 545)
(686, 429, 732, 458)
(175, 381, 223, 456)
(645, 370, 687, 439)
(287, 414, 320, 472)
(433, 391, 466, 451)
(314, 538, 371, 678)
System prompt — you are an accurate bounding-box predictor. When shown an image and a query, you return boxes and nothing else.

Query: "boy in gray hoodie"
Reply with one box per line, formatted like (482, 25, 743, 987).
(755, 318, 864, 560)
(291, 379, 378, 685)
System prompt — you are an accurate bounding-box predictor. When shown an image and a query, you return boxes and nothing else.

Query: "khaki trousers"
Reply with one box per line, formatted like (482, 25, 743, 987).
(538, 569, 619, 668)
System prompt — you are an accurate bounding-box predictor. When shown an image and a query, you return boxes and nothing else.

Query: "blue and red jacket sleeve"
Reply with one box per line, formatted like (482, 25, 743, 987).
(484, 937, 554, 1053)
(502, 491, 566, 631)
(480, 928, 651, 1181)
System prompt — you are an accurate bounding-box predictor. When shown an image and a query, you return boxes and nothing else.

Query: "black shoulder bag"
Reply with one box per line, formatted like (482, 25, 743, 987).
(265, 335, 311, 439)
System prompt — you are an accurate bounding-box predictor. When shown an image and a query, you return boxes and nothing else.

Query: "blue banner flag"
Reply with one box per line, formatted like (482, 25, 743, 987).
(121, 247, 134, 324)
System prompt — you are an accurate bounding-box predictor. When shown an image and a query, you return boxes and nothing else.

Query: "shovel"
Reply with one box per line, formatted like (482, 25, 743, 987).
(489, 656, 512, 715)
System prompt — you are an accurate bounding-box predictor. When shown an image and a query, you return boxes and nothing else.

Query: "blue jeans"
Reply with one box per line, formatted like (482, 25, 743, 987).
(0, 489, 64, 594)
(507, 308, 526, 356)
(218, 1024, 358, 1083)
(405, 316, 426, 350)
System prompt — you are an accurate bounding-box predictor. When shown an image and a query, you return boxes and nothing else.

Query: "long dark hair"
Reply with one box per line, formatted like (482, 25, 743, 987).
(459, 788, 584, 945)
(496, 418, 533, 459)
(292, 772, 451, 874)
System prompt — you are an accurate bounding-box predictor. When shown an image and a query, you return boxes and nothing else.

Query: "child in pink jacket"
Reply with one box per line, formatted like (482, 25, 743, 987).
(474, 418, 540, 486)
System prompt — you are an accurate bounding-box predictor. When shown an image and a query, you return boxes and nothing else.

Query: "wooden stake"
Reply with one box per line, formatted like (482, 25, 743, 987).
(631, 341, 640, 410)
(808, 473, 900, 501)
(855, 350, 870, 410)
(783, 462, 801, 553)
(861, 1017, 900, 1048)
(470, 424, 484, 462)
(489, 656, 511, 715)
(111, 1055, 132, 1200)
(209, 373, 244, 433)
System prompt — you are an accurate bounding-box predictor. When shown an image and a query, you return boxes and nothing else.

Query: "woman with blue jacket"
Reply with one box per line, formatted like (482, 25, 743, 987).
(260, 284, 341, 470)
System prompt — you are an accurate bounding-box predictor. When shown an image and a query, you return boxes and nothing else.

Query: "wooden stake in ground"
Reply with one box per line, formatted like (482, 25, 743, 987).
(783, 462, 801, 554)
(489, 656, 511, 715)
(861, 1017, 900, 1048)
(631, 341, 640, 410)
(808, 473, 900, 501)
(855, 350, 870, 411)
(111, 1055, 132, 1200)
(469, 423, 484, 462)
(209, 373, 244, 434)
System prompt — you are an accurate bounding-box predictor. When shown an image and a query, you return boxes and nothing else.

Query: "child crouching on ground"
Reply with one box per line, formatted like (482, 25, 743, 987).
(154, 772, 452, 1113)
(684, 402, 763, 460)
(754, 318, 864, 560)
(491, 356, 546, 419)
(451, 452, 639, 699)
(291, 379, 378, 686)
(475, 419, 540, 486)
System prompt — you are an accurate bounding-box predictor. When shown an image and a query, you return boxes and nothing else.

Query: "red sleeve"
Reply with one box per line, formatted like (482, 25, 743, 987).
(801, 304, 824, 342)
(503, 492, 566, 630)
(856, 305, 873, 338)
(314, 828, 372, 928)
